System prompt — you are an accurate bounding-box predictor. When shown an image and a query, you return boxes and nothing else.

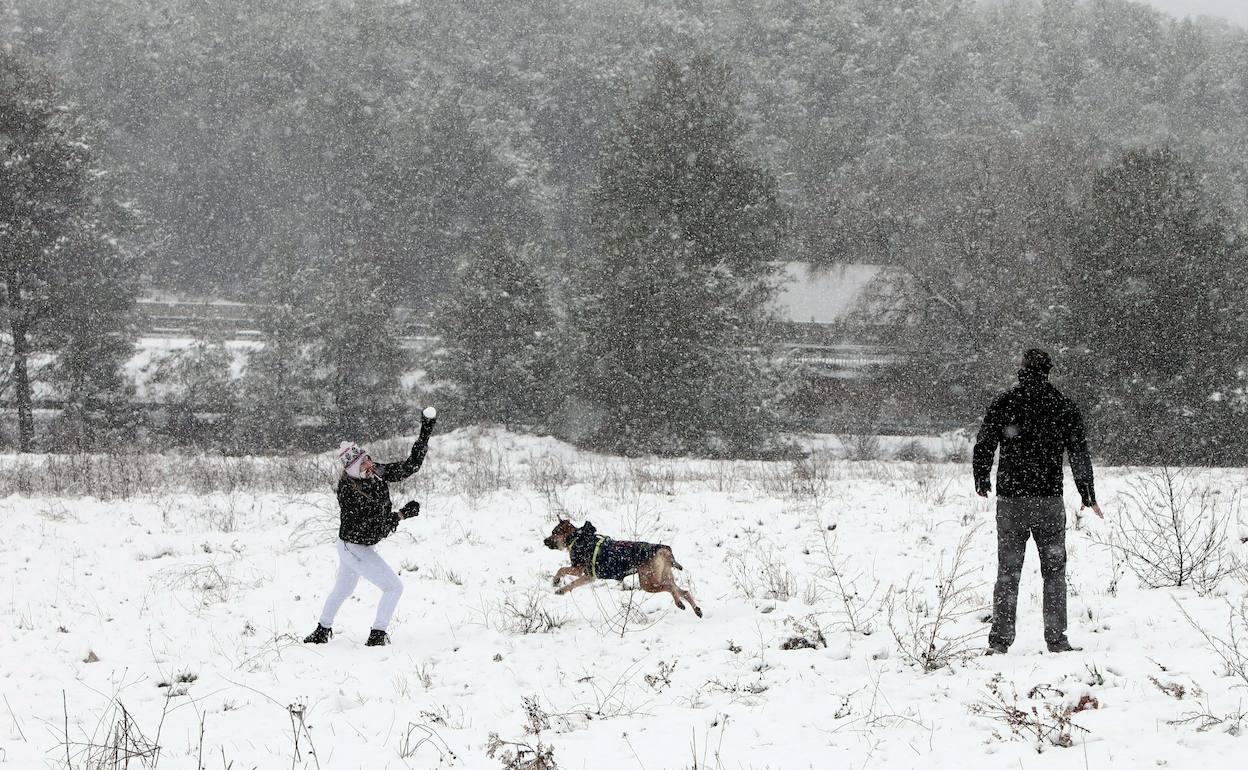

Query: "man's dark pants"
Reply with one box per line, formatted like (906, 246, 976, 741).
(989, 496, 1068, 649)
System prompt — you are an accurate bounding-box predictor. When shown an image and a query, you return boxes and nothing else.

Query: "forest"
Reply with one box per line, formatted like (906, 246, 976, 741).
(2, 0, 1246, 461)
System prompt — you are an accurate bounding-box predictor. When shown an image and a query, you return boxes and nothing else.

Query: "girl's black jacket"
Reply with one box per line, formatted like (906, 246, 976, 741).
(337, 419, 435, 546)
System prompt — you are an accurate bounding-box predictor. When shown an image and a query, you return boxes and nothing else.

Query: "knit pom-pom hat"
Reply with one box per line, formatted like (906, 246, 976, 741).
(337, 441, 370, 479)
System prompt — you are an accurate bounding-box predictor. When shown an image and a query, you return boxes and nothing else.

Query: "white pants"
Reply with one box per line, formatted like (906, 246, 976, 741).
(317, 539, 404, 632)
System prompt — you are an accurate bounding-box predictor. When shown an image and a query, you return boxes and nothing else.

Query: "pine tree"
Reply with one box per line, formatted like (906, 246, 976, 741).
(148, 333, 236, 449)
(1064, 146, 1247, 464)
(430, 233, 557, 427)
(367, 96, 542, 300)
(307, 251, 409, 443)
(566, 54, 789, 456)
(0, 51, 141, 451)
(236, 251, 321, 451)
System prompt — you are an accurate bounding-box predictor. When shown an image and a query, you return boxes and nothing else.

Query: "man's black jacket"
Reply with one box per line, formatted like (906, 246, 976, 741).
(337, 422, 434, 546)
(973, 371, 1096, 506)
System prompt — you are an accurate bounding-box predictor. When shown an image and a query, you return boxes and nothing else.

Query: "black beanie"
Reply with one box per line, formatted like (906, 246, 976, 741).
(1021, 348, 1053, 374)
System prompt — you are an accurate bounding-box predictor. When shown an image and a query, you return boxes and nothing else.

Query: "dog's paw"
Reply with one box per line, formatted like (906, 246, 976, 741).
(554, 586, 569, 595)
(551, 576, 562, 587)
(694, 607, 704, 618)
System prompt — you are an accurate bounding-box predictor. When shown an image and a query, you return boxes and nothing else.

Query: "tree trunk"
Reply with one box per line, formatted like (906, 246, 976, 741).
(6, 275, 34, 452)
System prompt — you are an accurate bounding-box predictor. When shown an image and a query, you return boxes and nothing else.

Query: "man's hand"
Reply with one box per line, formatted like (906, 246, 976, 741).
(400, 500, 421, 519)
(976, 489, 989, 498)
(1082, 503, 1104, 518)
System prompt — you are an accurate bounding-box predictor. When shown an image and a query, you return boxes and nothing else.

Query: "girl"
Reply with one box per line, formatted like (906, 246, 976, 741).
(304, 407, 437, 647)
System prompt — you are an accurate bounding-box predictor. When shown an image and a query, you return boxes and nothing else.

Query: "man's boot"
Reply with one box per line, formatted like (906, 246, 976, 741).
(1047, 638, 1082, 653)
(365, 629, 390, 647)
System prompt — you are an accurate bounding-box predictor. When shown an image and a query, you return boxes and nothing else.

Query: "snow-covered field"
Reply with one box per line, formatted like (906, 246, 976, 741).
(3, 428, 1247, 769)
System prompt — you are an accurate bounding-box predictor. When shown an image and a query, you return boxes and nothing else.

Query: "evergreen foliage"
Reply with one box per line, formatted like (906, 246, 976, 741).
(0, 50, 141, 451)
(566, 54, 788, 456)
(430, 233, 557, 427)
(307, 251, 409, 443)
(234, 251, 320, 451)
(1064, 147, 1247, 464)
(148, 334, 237, 449)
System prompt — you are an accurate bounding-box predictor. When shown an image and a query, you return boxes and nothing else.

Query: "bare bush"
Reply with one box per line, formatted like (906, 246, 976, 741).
(1094, 467, 1241, 593)
(1168, 704, 1247, 735)
(556, 661, 653, 722)
(1148, 674, 1203, 700)
(486, 696, 558, 770)
(838, 432, 882, 461)
(816, 528, 882, 635)
(287, 701, 321, 770)
(0, 452, 329, 498)
(1175, 597, 1248, 687)
(528, 456, 576, 510)
(627, 461, 680, 496)
(57, 693, 167, 770)
(892, 439, 932, 463)
(887, 529, 988, 672)
(453, 450, 515, 499)
(491, 588, 567, 635)
(725, 537, 796, 601)
(780, 614, 829, 650)
(288, 500, 339, 550)
(157, 562, 237, 608)
(969, 675, 1097, 751)
(755, 455, 838, 503)
(397, 721, 459, 766)
(644, 659, 678, 692)
(581, 587, 664, 638)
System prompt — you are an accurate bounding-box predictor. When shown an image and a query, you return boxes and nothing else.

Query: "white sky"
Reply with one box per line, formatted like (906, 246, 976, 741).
(1138, 0, 1248, 26)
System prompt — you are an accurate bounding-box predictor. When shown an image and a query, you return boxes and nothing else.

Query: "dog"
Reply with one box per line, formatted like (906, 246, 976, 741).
(544, 519, 703, 618)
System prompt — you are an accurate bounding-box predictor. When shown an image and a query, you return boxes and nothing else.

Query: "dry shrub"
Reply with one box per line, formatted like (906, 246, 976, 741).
(780, 614, 829, 650)
(486, 696, 558, 770)
(816, 528, 882, 635)
(1175, 596, 1248, 687)
(886, 528, 987, 672)
(492, 588, 567, 635)
(58, 695, 166, 770)
(725, 537, 796, 601)
(0, 452, 328, 498)
(969, 675, 1098, 751)
(1094, 466, 1241, 593)
(453, 449, 515, 499)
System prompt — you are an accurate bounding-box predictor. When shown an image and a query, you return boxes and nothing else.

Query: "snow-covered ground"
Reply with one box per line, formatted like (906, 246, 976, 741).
(3, 428, 1247, 769)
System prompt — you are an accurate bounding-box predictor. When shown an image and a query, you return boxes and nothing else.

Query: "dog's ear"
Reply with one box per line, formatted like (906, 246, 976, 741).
(557, 512, 570, 523)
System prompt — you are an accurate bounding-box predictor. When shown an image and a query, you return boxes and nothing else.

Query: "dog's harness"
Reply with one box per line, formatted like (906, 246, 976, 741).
(589, 536, 606, 579)
(571, 532, 609, 579)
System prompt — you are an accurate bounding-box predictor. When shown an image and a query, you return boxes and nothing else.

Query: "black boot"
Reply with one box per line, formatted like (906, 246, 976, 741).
(303, 624, 333, 644)
(984, 641, 1008, 656)
(1047, 639, 1082, 653)
(365, 629, 390, 647)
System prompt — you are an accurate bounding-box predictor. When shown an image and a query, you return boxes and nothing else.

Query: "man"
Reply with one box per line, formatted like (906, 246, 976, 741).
(973, 349, 1103, 655)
